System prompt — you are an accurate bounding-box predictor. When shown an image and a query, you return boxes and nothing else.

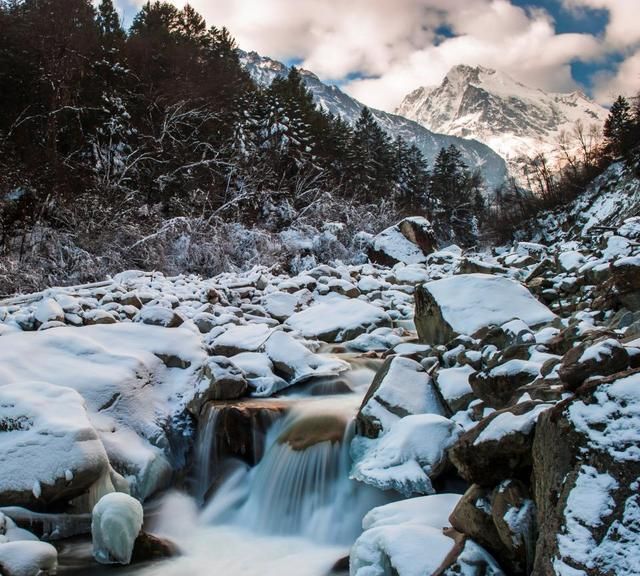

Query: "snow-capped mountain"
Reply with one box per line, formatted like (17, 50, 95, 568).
(239, 52, 508, 189)
(396, 65, 609, 176)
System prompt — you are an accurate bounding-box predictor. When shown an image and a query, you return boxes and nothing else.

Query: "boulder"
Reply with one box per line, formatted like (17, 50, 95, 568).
(285, 297, 391, 343)
(558, 337, 629, 390)
(356, 356, 446, 438)
(532, 369, 640, 575)
(188, 357, 248, 415)
(0, 382, 110, 508)
(469, 360, 541, 409)
(135, 306, 183, 328)
(368, 217, 437, 266)
(415, 274, 555, 345)
(449, 401, 552, 486)
(611, 256, 640, 310)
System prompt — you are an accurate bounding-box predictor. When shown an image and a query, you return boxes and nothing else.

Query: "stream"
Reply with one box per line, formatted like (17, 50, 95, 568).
(57, 354, 394, 576)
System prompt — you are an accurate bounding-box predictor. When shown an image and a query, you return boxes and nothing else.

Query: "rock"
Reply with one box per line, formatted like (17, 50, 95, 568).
(532, 369, 640, 575)
(611, 256, 640, 310)
(491, 479, 536, 575)
(434, 365, 476, 414)
(469, 360, 541, 409)
(368, 217, 437, 266)
(34, 298, 65, 325)
(449, 401, 552, 486)
(285, 297, 391, 343)
(135, 306, 183, 328)
(131, 532, 178, 564)
(415, 274, 555, 346)
(0, 382, 110, 508)
(188, 357, 248, 415)
(449, 485, 502, 563)
(0, 541, 58, 576)
(352, 414, 461, 496)
(557, 337, 629, 390)
(92, 492, 143, 565)
(278, 413, 349, 451)
(356, 356, 446, 439)
(82, 309, 118, 325)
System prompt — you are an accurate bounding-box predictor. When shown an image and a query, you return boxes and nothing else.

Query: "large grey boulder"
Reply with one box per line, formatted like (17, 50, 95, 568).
(415, 274, 555, 345)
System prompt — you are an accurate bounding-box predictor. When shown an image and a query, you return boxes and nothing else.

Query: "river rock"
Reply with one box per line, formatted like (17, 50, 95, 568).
(356, 356, 445, 438)
(415, 274, 555, 346)
(532, 368, 640, 575)
(131, 532, 179, 563)
(469, 360, 541, 409)
(189, 357, 248, 415)
(449, 401, 553, 486)
(611, 256, 640, 310)
(0, 382, 110, 508)
(557, 337, 629, 390)
(285, 297, 391, 343)
(368, 217, 437, 266)
(0, 541, 58, 576)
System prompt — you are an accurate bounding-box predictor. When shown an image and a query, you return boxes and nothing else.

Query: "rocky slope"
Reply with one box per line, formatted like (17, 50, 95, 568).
(397, 64, 609, 177)
(240, 52, 508, 189)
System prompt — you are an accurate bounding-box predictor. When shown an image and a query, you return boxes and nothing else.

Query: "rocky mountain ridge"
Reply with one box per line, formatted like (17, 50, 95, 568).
(239, 52, 509, 189)
(396, 64, 609, 177)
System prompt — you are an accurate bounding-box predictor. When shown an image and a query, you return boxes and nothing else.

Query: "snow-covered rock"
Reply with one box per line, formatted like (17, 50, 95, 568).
(0, 541, 58, 576)
(285, 296, 391, 343)
(0, 381, 110, 507)
(92, 492, 143, 565)
(356, 356, 445, 438)
(351, 494, 460, 576)
(415, 274, 556, 345)
(368, 217, 437, 266)
(351, 414, 461, 496)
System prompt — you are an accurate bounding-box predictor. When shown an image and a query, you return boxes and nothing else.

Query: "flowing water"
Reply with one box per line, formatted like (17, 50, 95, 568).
(59, 354, 391, 576)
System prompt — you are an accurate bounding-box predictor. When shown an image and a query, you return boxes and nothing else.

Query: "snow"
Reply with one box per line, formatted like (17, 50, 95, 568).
(422, 274, 556, 336)
(558, 251, 586, 272)
(555, 466, 618, 574)
(359, 357, 445, 434)
(351, 494, 462, 576)
(0, 541, 58, 576)
(34, 297, 64, 324)
(436, 365, 474, 402)
(92, 492, 144, 565)
(231, 352, 287, 396)
(474, 403, 552, 445)
(351, 414, 461, 496)
(285, 296, 391, 342)
(0, 513, 39, 544)
(568, 373, 640, 461)
(0, 324, 206, 499)
(0, 381, 110, 498)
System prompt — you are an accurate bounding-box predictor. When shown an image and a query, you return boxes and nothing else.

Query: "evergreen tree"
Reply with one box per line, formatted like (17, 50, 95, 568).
(96, 0, 125, 47)
(604, 95, 634, 158)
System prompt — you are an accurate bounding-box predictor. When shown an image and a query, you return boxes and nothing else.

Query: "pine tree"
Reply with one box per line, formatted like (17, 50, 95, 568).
(96, 0, 125, 48)
(604, 95, 634, 158)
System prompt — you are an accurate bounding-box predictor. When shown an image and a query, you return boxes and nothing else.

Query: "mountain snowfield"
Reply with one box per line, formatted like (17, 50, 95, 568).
(239, 52, 509, 189)
(396, 65, 609, 176)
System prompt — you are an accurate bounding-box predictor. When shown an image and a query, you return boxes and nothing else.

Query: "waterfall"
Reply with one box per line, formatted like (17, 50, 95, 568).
(201, 398, 393, 545)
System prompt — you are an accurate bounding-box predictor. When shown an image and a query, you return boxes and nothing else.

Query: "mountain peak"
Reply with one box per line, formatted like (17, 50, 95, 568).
(396, 64, 609, 176)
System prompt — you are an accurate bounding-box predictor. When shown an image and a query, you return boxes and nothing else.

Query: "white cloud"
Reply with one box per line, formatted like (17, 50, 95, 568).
(593, 49, 640, 103)
(118, 0, 636, 110)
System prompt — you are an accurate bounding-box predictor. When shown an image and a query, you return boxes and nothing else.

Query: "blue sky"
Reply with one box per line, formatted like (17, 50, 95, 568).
(113, 0, 640, 110)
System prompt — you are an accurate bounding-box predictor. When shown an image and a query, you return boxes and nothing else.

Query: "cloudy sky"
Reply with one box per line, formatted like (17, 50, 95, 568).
(115, 0, 639, 111)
